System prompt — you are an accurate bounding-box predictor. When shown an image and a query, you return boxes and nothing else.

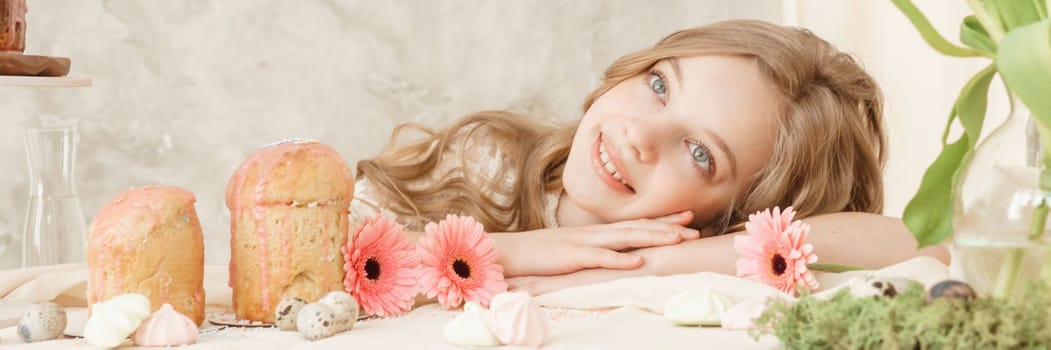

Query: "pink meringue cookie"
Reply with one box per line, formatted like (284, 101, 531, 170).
(484, 291, 548, 347)
(133, 303, 198, 347)
(721, 295, 790, 331)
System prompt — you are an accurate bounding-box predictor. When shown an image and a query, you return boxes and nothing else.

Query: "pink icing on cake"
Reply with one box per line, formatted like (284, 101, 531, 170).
(88, 187, 169, 302)
(86, 185, 205, 325)
(226, 140, 354, 322)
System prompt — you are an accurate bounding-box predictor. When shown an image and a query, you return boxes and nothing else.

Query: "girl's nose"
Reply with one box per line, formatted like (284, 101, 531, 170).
(622, 116, 668, 164)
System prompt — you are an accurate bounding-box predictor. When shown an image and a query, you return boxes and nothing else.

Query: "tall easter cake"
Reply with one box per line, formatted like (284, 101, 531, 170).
(86, 185, 206, 325)
(226, 139, 354, 322)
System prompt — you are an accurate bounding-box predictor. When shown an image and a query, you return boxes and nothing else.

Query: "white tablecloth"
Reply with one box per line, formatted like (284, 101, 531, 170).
(0, 257, 948, 349)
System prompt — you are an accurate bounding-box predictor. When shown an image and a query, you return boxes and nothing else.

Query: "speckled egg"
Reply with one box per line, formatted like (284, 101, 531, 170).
(927, 280, 977, 303)
(296, 303, 337, 341)
(17, 302, 67, 343)
(274, 297, 308, 331)
(887, 277, 923, 293)
(317, 291, 359, 332)
(846, 276, 898, 298)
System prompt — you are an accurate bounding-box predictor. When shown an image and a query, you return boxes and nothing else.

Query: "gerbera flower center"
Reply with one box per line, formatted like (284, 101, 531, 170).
(452, 259, 471, 279)
(365, 257, 381, 280)
(771, 254, 787, 276)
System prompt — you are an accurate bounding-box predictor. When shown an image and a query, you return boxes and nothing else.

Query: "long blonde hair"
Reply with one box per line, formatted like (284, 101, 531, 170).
(357, 19, 885, 234)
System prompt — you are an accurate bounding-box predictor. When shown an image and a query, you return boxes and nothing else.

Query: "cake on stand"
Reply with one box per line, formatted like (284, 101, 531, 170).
(0, 0, 89, 87)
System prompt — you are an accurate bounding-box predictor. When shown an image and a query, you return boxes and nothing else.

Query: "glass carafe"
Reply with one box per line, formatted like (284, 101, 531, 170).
(22, 126, 86, 267)
(951, 95, 1048, 298)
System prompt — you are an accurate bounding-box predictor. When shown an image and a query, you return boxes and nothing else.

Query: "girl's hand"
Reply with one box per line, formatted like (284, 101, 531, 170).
(506, 267, 645, 296)
(492, 210, 699, 277)
(505, 240, 676, 295)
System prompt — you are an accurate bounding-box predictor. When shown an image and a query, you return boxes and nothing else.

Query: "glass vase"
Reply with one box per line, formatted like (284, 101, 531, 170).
(951, 94, 1050, 298)
(21, 126, 87, 267)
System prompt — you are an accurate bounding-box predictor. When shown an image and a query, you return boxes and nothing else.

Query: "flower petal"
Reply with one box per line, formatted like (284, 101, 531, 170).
(417, 215, 507, 309)
(734, 206, 822, 296)
(342, 214, 420, 316)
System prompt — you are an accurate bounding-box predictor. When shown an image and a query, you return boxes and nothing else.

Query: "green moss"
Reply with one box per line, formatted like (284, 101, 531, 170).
(751, 282, 1051, 349)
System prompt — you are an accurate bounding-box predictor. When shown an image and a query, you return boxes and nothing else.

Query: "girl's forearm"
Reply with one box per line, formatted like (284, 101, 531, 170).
(510, 213, 953, 295)
(647, 212, 951, 276)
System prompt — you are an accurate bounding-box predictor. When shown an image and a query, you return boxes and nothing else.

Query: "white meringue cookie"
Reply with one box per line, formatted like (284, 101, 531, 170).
(444, 302, 501, 347)
(664, 286, 734, 326)
(84, 293, 152, 348)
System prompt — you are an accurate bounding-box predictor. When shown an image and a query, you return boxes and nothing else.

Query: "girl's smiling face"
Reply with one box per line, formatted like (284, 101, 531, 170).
(560, 55, 781, 228)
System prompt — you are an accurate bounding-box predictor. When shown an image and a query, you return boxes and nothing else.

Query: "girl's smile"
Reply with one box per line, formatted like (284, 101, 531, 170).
(592, 133, 636, 194)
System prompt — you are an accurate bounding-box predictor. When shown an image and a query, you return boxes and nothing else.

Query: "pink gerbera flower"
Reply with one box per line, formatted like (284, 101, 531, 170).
(342, 214, 420, 317)
(734, 207, 819, 295)
(417, 214, 508, 309)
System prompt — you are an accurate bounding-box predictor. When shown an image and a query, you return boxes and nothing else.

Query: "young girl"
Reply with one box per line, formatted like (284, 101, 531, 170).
(351, 19, 949, 294)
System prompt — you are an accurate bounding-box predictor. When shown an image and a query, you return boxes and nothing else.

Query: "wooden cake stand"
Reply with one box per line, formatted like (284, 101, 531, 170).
(0, 52, 90, 87)
(0, 51, 69, 76)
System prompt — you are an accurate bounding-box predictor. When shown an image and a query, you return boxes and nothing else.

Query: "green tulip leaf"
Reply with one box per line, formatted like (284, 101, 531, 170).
(993, 0, 1044, 29)
(997, 19, 1051, 130)
(956, 65, 997, 146)
(961, 16, 998, 56)
(904, 66, 996, 248)
(892, 0, 984, 57)
(808, 263, 865, 273)
(904, 136, 972, 247)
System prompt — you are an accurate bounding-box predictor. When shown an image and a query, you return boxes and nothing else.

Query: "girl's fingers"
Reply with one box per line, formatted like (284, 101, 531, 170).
(584, 227, 699, 250)
(586, 249, 645, 270)
(591, 229, 682, 250)
(651, 210, 695, 226)
(515, 279, 562, 296)
(506, 276, 539, 290)
(513, 268, 645, 296)
(510, 278, 552, 296)
(613, 219, 687, 232)
(610, 218, 699, 240)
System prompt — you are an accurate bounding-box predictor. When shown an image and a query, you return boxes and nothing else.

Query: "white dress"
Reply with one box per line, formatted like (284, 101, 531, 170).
(351, 127, 561, 229)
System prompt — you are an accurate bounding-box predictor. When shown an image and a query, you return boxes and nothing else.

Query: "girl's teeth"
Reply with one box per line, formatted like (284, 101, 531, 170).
(599, 139, 630, 188)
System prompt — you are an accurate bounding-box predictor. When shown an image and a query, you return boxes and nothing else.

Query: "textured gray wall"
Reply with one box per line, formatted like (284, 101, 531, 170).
(0, 1, 780, 269)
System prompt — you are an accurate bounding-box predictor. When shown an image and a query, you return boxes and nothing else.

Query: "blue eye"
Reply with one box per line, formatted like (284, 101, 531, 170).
(688, 141, 713, 173)
(648, 72, 667, 100)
